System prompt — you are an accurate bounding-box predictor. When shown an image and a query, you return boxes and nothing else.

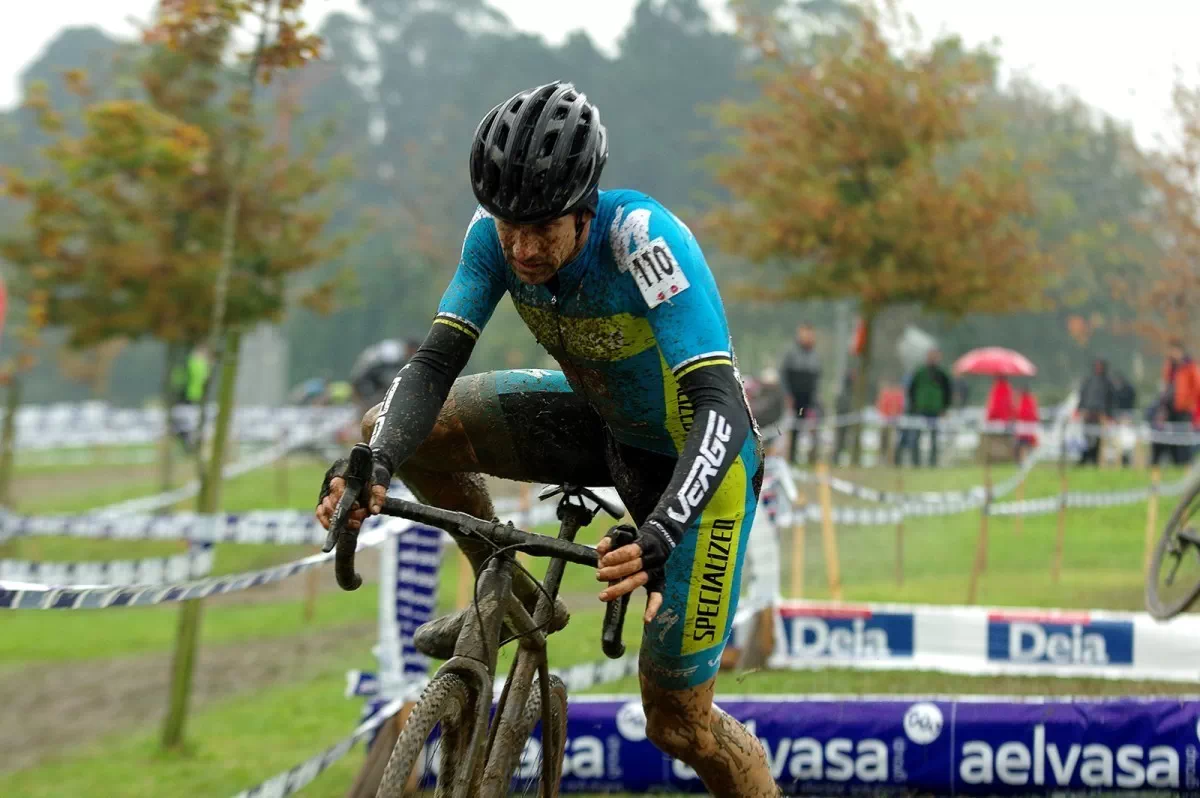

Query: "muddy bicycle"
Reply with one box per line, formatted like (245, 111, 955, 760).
(324, 443, 632, 797)
(1146, 472, 1200, 620)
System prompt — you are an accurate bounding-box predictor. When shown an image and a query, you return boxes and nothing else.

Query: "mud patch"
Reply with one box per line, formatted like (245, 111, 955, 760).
(0, 622, 374, 774)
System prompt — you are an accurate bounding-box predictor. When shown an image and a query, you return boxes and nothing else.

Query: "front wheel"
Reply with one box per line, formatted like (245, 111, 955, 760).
(376, 674, 474, 798)
(485, 675, 568, 797)
(1147, 476, 1200, 620)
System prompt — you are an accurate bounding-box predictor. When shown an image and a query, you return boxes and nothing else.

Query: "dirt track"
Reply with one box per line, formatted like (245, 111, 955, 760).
(0, 622, 376, 774)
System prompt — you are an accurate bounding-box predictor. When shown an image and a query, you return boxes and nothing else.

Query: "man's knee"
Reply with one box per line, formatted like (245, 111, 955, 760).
(359, 403, 382, 442)
(359, 401, 467, 469)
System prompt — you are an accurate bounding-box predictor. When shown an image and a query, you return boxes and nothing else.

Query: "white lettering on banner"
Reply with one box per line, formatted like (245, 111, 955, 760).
(515, 737, 606, 780)
(789, 618, 892, 659)
(959, 725, 1180, 789)
(673, 720, 892, 784)
(667, 412, 732, 524)
(1008, 623, 1109, 664)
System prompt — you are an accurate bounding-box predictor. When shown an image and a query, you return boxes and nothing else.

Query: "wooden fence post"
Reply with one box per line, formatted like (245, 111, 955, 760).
(1144, 466, 1162, 578)
(816, 462, 843, 601)
(966, 451, 992, 604)
(894, 472, 904, 587)
(1051, 442, 1070, 584)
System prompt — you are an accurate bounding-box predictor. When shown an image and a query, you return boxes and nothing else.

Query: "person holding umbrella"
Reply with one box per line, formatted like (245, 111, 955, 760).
(954, 347, 1038, 462)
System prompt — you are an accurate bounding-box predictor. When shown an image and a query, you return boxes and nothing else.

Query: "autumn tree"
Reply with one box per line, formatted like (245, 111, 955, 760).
(708, 2, 1059, 460)
(1120, 75, 1200, 361)
(1, 0, 342, 751)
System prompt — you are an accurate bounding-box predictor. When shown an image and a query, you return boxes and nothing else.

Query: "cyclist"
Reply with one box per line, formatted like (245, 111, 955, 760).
(316, 82, 778, 797)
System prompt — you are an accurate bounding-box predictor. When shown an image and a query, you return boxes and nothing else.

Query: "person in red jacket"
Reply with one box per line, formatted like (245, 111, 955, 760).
(1163, 340, 1200, 465)
(1015, 383, 1040, 462)
(984, 376, 1015, 424)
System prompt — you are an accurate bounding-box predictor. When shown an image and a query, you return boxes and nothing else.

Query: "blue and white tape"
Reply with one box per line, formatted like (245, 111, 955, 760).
(0, 523, 398, 610)
(230, 696, 405, 798)
(0, 542, 213, 586)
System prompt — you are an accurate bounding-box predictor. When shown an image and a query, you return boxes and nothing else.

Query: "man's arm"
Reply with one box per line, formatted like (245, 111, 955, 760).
(603, 199, 754, 577)
(367, 321, 476, 475)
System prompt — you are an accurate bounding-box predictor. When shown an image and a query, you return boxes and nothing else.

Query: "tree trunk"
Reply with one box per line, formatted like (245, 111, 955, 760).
(159, 344, 182, 498)
(0, 375, 21, 510)
(849, 307, 877, 467)
(160, 329, 242, 751)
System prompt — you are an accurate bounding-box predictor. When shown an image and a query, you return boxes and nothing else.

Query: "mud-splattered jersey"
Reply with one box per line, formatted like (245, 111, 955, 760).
(436, 189, 745, 458)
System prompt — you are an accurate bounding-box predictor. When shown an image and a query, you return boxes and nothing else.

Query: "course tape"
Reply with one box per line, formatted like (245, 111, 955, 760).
(0, 523, 396, 609)
(0, 542, 213, 586)
(0, 492, 562, 548)
(9, 403, 354, 451)
(231, 696, 406, 798)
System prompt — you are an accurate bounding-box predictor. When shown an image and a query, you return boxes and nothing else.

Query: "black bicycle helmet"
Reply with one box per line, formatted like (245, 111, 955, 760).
(469, 81, 608, 224)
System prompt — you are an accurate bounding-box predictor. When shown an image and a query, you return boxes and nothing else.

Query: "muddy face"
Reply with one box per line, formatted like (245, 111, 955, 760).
(494, 214, 590, 285)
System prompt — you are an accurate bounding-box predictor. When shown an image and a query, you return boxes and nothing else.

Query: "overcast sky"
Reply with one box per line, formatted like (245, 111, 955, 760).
(2, 1, 1196, 149)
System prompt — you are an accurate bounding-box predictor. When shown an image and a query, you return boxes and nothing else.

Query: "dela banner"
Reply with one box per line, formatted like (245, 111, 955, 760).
(774, 600, 1200, 682)
(512, 696, 1200, 795)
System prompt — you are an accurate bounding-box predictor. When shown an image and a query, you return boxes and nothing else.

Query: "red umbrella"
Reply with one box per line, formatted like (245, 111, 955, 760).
(953, 347, 1037, 378)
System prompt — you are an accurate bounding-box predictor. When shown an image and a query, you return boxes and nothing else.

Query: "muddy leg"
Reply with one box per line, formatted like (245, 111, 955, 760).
(640, 671, 780, 797)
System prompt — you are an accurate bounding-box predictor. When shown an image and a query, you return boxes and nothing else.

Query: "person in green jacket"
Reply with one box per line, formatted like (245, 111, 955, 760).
(896, 347, 953, 467)
(169, 344, 210, 452)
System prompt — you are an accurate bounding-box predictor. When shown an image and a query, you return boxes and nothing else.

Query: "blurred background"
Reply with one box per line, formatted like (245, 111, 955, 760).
(4, 1, 1200, 796)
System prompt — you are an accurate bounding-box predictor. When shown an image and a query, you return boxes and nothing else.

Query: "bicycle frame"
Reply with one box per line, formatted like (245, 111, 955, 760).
(323, 443, 631, 796)
(425, 497, 594, 797)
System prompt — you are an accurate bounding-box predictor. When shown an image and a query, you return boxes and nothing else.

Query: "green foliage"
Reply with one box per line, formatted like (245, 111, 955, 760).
(0, 0, 1169, 401)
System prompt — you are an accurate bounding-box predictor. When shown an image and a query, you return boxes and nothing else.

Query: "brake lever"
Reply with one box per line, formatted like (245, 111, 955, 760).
(321, 443, 373, 553)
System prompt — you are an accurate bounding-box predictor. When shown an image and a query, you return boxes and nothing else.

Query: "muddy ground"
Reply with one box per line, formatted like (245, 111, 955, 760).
(2, 462, 606, 774)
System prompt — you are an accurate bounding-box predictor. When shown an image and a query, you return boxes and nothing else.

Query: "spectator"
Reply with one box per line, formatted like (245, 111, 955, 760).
(1147, 393, 1175, 467)
(876, 377, 905, 462)
(169, 343, 211, 453)
(1077, 358, 1115, 466)
(832, 371, 855, 464)
(953, 376, 971, 409)
(780, 323, 822, 464)
(895, 348, 953, 467)
(1162, 340, 1200, 464)
(984, 376, 1015, 424)
(350, 339, 413, 416)
(1014, 383, 1040, 462)
(1111, 373, 1137, 415)
(747, 367, 787, 435)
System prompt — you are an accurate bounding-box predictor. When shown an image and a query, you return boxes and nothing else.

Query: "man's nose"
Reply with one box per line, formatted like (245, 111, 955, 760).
(512, 233, 539, 261)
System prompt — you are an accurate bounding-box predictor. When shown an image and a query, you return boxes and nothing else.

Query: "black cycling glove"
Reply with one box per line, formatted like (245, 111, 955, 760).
(603, 521, 676, 595)
(316, 456, 392, 511)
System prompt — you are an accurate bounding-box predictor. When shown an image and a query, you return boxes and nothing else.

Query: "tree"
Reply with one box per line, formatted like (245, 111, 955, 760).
(707, 2, 1059, 460)
(1119, 74, 1200, 357)
(1, 0, 340, 751)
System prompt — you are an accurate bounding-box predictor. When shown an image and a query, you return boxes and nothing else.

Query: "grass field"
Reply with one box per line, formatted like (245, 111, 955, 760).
(2, 452, 1196, 796)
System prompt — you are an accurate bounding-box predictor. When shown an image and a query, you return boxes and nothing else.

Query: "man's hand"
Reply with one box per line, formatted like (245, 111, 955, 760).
(595, 522, 673, 624)
(314, 458, 390, 531)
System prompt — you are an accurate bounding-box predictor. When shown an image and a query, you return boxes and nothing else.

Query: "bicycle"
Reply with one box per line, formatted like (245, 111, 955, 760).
(324, 443, 633, 797)
(1146, 471, 1200, 620)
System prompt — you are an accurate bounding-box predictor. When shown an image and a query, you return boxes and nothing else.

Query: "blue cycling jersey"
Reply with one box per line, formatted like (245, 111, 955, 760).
(436, 189, 743, 458)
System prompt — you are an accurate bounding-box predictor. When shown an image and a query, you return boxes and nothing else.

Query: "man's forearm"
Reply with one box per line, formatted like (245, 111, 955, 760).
(644, 365, 753, 543)
(367, 322, 474, 475)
